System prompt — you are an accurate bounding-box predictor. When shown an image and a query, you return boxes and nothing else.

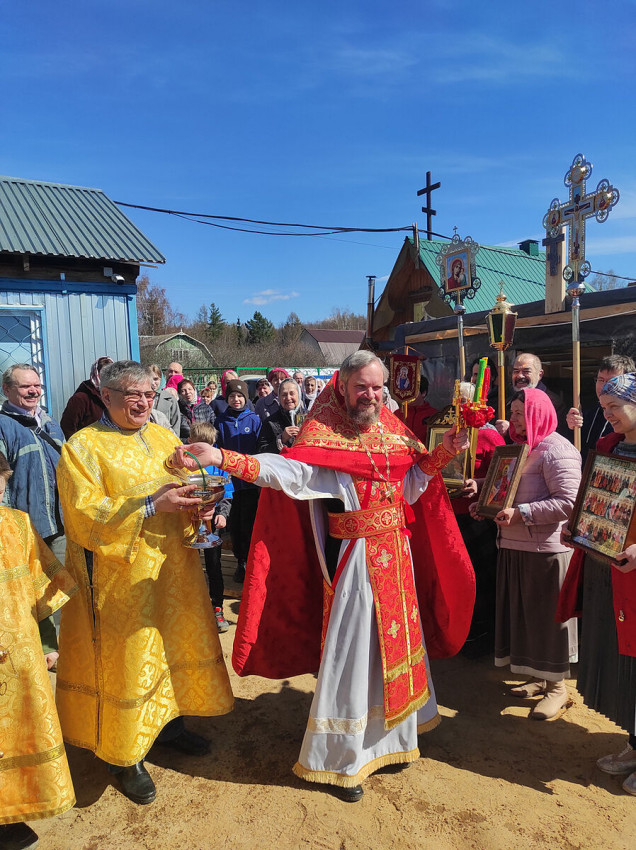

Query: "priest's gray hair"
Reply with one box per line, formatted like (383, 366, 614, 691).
(100, 361, 153, 391)
(339, 351, 388, 384)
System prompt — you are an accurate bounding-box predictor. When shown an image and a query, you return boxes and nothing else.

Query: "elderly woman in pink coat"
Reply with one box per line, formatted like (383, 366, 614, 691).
(473, 388, 581, 719)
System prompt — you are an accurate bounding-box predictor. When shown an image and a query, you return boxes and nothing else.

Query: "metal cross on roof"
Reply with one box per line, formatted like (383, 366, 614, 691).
(543, 153, 619, 284)
(417, 171, 441, 241)
(541, 231, 565, 277)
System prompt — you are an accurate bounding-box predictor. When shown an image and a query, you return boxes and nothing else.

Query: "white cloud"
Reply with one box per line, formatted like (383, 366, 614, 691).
(585, 234, 636, 256)
(430, 35, 577, 86)
(243, 289, 300, 306)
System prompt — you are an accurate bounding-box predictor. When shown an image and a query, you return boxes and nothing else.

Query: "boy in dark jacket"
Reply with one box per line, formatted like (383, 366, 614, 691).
(216, 380, 261, 583)
(188, 422, 232, 633)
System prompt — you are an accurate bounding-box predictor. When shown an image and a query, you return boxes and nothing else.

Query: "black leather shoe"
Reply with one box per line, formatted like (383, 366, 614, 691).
(0, 822, 39, 849)
(117, 762, 156, 805)
(336, 784, 363, 803)
(157, 729, 211, 757)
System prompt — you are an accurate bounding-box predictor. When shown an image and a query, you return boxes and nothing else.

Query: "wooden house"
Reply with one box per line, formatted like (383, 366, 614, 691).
(139, 331, 218, 385)
(0, 175, 165, 420)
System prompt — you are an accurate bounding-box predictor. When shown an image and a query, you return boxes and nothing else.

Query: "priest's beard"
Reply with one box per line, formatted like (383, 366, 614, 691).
(345, 397, 381, 427)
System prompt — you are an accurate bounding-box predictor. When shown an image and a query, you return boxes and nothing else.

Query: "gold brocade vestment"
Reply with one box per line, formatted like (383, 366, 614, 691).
(0, 507, 77, 824)
(55, 422, 234, 766)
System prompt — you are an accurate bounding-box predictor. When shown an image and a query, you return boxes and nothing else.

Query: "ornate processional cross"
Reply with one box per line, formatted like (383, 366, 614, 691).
(543, 153, 619, 284)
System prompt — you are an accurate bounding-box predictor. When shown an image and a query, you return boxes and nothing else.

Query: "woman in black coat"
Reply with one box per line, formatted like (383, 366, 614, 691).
(60, 356, 113, 438)
(256, 379, 306, 454)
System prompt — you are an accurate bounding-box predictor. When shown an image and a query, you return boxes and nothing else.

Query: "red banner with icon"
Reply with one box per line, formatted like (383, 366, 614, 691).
(389, 354, 421, 404)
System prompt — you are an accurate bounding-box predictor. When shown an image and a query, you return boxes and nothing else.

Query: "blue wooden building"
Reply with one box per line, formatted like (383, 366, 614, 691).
(0, 175, 165, 420)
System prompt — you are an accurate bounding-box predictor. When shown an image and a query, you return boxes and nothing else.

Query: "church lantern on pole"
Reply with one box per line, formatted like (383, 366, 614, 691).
(487, 282, 517, 421)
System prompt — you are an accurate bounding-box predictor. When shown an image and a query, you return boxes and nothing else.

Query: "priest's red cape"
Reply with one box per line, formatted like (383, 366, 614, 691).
(232, 374, 475, 679)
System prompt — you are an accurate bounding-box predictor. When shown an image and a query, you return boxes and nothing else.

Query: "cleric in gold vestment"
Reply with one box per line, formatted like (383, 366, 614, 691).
(55, 361, 233, 805)
(0, 481, 77, 844)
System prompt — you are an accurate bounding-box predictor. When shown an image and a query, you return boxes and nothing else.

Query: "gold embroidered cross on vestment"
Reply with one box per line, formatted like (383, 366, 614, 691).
(387, 620, 401, 639)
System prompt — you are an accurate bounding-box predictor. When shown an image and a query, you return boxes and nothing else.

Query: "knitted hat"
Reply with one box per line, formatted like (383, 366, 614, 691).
(225, 379, 249, 401)
(267, 367, 290, 380)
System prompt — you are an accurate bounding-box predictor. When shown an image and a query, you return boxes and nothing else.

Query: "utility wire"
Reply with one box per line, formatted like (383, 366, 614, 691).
(116, 200, 632, 283)
(115, 200, 411, 235)
(170, 212, 351, 237)
(589, 269, 635, 282)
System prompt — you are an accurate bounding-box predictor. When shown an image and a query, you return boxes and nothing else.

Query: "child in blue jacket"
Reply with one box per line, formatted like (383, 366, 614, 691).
(187, 422, 232, 632)
(215, 380, 261, 583)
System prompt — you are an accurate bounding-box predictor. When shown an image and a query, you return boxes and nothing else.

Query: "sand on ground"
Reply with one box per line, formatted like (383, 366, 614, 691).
(33, 555, 636, 850)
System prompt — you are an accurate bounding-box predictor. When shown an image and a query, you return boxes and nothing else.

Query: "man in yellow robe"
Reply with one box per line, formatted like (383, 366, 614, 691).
(0, 453, 77, 850)
(55, 361, 234, 805)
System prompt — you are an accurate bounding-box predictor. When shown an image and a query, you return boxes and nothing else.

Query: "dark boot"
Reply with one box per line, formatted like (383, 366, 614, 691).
(117, 762, 156, 804)
(233, 561, 246, 583)
(0, 823, 39, 849)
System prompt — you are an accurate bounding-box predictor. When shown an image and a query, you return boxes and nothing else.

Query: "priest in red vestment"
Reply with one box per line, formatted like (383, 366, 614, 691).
(171, 351, 475, 802)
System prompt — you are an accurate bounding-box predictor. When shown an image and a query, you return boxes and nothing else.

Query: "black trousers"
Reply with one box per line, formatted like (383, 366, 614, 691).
(455, 512, 499, 643)
(229, 488, 260, 564)
(203, 545, 224, 609)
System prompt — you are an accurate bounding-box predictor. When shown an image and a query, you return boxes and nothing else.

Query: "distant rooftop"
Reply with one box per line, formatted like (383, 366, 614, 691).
(0, 175, 165, 264)
(303, 329, 365, 342)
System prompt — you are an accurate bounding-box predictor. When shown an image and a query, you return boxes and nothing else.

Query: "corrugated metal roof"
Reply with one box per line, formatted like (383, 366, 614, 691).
(304, 329, 365, 342)
(0, 175, 165, 263)
(416, 238, 546, 312)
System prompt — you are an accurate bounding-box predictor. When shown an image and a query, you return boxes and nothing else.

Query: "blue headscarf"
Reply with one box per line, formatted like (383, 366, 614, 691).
(600, 372, 636, 404)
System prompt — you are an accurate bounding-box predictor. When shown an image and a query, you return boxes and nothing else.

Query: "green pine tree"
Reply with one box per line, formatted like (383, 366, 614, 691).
(245, 310, 276, 345)
(207, 302, 226, 342)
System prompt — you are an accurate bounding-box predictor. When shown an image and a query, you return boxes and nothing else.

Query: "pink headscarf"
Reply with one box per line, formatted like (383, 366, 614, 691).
(165, 373, 184, 392)
(509, 388, 557, 450)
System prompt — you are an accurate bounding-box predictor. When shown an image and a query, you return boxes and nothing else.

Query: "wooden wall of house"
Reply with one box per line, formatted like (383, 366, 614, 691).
(0, 289, 133, 421)
(0, 254, 138, 284)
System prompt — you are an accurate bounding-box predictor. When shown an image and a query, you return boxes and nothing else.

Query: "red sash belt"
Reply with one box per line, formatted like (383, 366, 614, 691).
(327, 502, 404, 539)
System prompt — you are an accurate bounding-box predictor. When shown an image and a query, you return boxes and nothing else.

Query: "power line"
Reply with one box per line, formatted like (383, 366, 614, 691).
(117, 200, 632, 284)
(115, 200, 412, 235)
(589, 269, 636, 282)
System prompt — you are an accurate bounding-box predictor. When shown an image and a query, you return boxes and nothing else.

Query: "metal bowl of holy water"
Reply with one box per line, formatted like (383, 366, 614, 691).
(183, 473, 229, 549)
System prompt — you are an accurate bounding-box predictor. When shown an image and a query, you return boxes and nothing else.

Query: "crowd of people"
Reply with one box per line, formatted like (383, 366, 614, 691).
(0, 349, 635, 847)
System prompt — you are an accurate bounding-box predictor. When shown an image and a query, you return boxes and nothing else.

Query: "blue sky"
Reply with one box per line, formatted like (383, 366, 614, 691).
(2, 1, 635, 325)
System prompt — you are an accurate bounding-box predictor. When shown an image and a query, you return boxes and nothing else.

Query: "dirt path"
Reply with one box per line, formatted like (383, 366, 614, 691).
(34, 564, 636, 850)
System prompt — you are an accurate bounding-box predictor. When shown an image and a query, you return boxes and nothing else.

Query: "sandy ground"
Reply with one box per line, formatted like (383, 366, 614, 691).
(34, 553, 636, 850)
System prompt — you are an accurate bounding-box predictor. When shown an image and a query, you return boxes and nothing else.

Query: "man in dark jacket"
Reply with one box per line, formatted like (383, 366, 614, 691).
(0, 363, 66, 659)
(496, 352, 569, 438)
(0, 363, 65, 553)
